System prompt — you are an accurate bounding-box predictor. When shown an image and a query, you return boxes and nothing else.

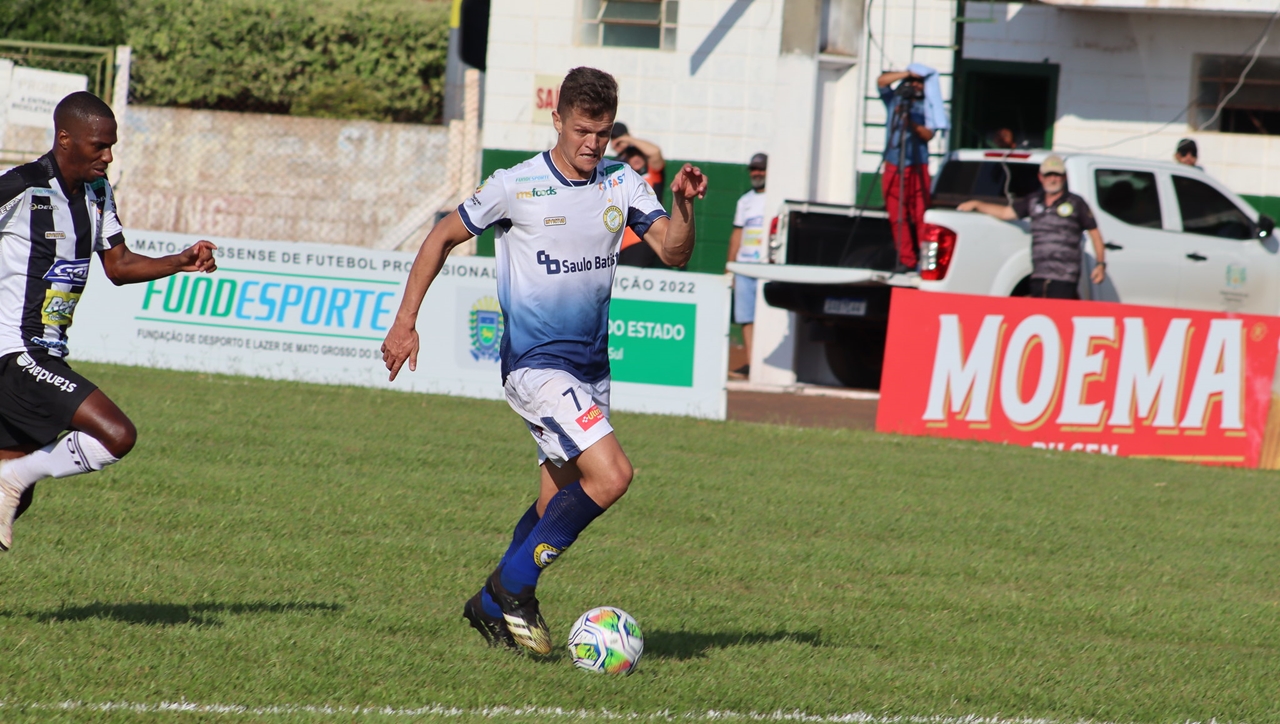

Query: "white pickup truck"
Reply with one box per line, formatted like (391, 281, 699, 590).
(729, 149, 1277, 388)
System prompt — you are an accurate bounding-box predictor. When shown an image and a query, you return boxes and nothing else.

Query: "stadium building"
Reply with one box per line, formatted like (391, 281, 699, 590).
(474, 0, 1280, 274)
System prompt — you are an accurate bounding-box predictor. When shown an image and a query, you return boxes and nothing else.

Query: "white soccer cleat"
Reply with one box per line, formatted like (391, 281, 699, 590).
(0, 467, 22, 552)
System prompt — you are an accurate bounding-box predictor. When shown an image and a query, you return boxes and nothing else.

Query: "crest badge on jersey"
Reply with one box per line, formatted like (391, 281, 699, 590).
(603, 205, 624, 233)
(469, 296, 504, 362)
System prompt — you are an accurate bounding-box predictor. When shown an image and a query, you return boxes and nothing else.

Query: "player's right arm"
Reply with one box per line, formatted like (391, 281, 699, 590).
(382, 211, 474, 381)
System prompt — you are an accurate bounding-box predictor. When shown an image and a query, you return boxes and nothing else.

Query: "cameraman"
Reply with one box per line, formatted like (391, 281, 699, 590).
(877, 70, 937, 272)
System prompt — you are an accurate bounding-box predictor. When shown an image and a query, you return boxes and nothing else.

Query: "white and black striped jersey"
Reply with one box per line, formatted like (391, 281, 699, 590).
(0, 153, 124, 358)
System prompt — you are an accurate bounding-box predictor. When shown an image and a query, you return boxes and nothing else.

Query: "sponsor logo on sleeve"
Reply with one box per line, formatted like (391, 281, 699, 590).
(576, 404, 604, 431)
(43, 259, 89, 285)
(41, 290, 81, 326)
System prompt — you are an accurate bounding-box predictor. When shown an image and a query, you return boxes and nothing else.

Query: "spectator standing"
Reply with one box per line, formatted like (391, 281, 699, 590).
(876, 65, 946, 272)
(957, 155, 1106, 299)
(1175, 138, 1200, 168)
(726, 153, 768, 378)
(612, 123, 670, 268)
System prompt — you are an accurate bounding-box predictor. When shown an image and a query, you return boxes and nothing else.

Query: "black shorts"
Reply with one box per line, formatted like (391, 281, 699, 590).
(1030, 278, 1080, 300)
(0, 351, 96, 449)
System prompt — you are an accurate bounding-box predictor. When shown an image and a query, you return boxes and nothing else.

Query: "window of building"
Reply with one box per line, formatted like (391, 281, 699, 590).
(1095, 170, 1162, 229)
(579, 1, 678, 51)
(1194, 54, 1280, 134)
(1172, 175, 1253, 239)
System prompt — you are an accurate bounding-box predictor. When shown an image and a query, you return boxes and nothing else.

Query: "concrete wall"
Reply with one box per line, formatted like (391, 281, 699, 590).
(484, 0, 784, 166)
(114, 106, 453, 248)
(964, 2, 1280, 203)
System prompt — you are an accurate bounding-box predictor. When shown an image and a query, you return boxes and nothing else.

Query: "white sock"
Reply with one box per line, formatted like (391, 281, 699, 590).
(1, 432, 119, 490)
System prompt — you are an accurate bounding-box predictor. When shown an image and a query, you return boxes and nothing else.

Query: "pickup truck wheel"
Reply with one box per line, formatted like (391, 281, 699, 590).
(824, 333, 885, 390)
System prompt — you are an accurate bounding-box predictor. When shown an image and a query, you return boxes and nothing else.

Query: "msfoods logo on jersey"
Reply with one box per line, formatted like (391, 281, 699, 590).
(43, 260, 90, 285)
(138, 272, 398, 340)
(537, 250, 618, 275)
(515, 187, 557, 200)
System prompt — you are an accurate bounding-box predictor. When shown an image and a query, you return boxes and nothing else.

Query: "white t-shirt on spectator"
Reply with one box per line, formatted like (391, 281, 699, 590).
(733, 190, 767, 263)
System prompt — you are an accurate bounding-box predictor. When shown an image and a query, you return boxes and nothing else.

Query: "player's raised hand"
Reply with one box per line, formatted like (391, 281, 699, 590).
(176, 240, 218, 273)
(670, 164, 708, 201)
(382, 322, 420, 381)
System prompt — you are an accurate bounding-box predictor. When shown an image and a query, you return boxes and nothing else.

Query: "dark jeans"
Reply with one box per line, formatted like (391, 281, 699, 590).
(1030, 278, 1079, 300)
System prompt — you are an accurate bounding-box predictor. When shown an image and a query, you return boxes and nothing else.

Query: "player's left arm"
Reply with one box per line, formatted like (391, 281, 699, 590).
(642, 164, 707, 268)
(98, 240, 218, 285)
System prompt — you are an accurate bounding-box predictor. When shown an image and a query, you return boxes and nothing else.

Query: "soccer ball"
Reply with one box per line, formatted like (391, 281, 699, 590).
(567, 607, 644, 675)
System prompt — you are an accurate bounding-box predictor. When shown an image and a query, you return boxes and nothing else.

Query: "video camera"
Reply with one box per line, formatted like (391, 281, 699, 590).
(894, 80, 924, 100)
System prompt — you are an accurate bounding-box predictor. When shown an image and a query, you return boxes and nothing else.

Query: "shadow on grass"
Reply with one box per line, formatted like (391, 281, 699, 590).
(643, 629, 823, 660)
(11, 601, 344, 627)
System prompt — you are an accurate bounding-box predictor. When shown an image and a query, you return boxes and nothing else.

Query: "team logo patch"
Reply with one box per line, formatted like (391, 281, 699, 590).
(45, 231, 67, 240)
(576, 404, 604, 431)
(43, 259, 89, 285)
(544, 216, 567, 226)
(1057, 202, 1074, 217)
(468, 296, 504, 362)
(603, 205, 624, 233)
(533, 543, 561, 568)
(41, 290, 81, 326)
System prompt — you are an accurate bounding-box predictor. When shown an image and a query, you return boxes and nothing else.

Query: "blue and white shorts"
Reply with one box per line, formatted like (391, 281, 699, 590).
(504, 367, 613, 466)
(733, 274, 757, 325)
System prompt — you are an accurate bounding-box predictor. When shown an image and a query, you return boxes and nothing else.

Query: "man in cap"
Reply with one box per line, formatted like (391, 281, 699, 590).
(958, 155, 1107, 299)
(1174, 138, 1200, 168)
(725, 153, 768, 377)
(612, 123, 670, 268)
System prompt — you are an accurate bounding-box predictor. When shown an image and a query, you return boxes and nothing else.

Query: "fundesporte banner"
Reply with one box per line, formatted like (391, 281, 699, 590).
(72, 231, 731, 420)
(876, 289, 1280, 468)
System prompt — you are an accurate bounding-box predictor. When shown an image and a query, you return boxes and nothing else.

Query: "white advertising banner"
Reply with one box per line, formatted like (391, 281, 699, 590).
(73, 231, 731, 419)
(6, 66, 88, 129)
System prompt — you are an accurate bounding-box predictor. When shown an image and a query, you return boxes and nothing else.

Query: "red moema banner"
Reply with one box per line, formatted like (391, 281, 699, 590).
(875, 289, 1280, 468)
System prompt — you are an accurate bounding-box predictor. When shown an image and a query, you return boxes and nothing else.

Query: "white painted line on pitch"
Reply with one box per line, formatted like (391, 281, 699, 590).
(0, 700, 1214, 724)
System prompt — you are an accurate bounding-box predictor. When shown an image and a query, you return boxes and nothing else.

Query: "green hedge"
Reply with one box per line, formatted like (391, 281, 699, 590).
(2, 0, 448, 123)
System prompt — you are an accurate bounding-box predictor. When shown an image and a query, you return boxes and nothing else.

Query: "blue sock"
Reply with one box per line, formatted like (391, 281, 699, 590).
(499, 481, 604, 595)
(481, 502, 540, 618)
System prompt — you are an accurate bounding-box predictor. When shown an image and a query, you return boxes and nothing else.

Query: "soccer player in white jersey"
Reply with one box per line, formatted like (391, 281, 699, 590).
(0, 92, 217, 550)
(382, 67, 707, 654)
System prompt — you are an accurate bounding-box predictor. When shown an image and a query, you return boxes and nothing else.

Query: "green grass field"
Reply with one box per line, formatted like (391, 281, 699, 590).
(3, 362, 1280, 723)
